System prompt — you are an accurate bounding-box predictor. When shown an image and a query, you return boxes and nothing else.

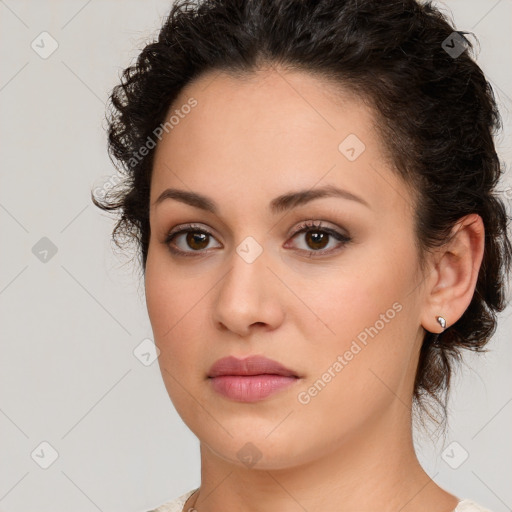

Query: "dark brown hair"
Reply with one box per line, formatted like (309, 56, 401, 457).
(92, 0, 512, 428)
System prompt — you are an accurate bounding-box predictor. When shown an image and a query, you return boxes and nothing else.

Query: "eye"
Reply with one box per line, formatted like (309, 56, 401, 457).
(164, 224, 222, 257)
(284, 220, 351, 257)
(163, 220, 351, 258)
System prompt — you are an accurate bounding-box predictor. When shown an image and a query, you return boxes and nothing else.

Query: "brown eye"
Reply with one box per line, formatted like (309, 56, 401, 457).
(304, 230, 330, 250)
(164, 225, 222, 256)
(185, 231, 210, 250)
(286, 220, 352, 257)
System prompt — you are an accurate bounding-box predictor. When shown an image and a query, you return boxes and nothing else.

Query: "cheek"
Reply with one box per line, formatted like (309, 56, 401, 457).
(145, 254, 189, 366)
(145, 244, 196, 338)
(145, 261, 210, 420)
(294, 238, 419, 393)
(145, 264, 173, 339)
(291, 286, 414, 446)
(297, 255, 412, 352)
(144, 251, 213, 373)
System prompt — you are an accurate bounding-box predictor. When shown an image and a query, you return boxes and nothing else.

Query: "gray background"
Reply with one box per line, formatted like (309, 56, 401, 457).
(0, 1, 511, 511)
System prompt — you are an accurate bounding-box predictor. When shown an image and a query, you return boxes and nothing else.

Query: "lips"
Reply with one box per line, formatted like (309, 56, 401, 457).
(207, 355, 300, 402)
(207, 355, 299, 378)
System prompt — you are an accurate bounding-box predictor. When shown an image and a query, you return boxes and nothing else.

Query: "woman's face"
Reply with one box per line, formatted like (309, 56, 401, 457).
(145, 68, 430, 469)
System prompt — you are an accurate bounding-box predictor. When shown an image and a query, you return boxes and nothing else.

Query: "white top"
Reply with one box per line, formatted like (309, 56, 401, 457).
(147, 488, 494, 512)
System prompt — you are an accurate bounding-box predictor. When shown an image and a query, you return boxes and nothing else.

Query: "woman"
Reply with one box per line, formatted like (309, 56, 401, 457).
(93, 0, 511, 511)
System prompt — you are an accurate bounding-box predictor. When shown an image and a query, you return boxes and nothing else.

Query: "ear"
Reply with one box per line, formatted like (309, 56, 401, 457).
(420, 213, 485, 333)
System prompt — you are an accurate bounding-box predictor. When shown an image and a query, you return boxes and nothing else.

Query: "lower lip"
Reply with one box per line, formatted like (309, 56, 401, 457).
(209, 375, 298, 402)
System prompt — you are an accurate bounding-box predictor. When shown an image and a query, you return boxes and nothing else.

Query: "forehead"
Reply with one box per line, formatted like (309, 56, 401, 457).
(150, 67, 411, 217)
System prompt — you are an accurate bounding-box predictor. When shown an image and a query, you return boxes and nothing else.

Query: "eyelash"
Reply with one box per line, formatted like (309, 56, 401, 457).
(163, 220, 352, 259)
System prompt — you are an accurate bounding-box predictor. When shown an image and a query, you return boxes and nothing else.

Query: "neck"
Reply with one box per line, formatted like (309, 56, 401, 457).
(189, 401, 459, 512)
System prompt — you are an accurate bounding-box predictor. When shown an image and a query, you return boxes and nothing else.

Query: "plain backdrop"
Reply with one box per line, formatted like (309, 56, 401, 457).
(0, 1, 511, 511)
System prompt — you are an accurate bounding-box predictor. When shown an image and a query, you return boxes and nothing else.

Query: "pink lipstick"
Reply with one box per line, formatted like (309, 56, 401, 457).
(207, 355, 300, 402)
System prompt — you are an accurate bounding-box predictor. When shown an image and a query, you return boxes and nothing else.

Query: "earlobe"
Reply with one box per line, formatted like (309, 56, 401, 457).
(420, 213, 485, 334)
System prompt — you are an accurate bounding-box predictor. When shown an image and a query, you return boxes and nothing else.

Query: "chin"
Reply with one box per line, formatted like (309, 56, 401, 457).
(198, 429, 312, 471)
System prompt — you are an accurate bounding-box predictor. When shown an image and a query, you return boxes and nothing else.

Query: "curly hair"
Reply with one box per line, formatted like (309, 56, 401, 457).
(92, 0, 512, 429)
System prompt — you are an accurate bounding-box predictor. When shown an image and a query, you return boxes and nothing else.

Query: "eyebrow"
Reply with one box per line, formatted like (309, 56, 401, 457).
(153, 184, 371, 214)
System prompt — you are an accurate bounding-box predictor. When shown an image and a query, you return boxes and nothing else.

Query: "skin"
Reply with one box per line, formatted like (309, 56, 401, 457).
(144, 65, 485, 512)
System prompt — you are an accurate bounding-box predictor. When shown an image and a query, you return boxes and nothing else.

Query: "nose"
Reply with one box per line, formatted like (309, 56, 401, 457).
(212, 243, 285, 337)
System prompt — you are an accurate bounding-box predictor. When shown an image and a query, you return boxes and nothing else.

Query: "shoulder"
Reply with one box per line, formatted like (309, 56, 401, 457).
(455, 499, 494, 512)
(146, 488, 199, 512)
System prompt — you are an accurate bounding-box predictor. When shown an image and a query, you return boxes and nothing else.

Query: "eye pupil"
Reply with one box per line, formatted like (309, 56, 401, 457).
(305, 231, 329, 250)
(186, 231, 209, 250)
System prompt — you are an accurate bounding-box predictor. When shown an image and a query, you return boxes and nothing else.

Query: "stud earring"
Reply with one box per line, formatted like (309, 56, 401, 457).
(436, 316, 447, 330)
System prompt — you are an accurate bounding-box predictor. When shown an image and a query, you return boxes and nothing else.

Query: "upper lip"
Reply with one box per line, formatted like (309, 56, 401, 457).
(208, 355, 299, 378)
